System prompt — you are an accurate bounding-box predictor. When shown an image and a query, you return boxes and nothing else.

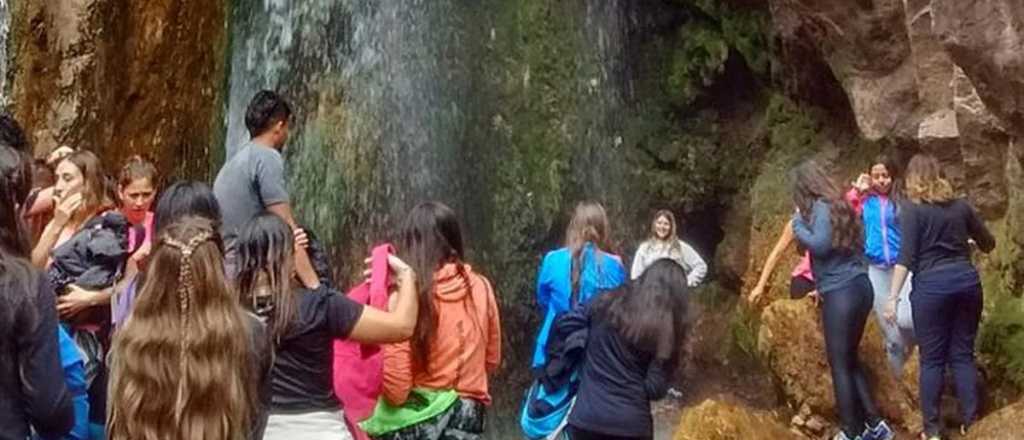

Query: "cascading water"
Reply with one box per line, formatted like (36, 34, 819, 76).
(226, 0, 638, 434)
(0, 0, 9, 103)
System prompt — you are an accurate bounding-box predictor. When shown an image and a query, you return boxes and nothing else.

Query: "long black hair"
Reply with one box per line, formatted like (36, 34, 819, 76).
(396, 201, 466, 369)
(592, 259, 689, 363)
(234, 213, 297, 345)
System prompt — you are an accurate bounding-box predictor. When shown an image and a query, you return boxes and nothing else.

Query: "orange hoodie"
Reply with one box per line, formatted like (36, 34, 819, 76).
(381, 263, 501, 406)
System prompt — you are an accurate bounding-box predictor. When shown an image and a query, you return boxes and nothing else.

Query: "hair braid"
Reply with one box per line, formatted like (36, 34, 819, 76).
(161, 231, 213, 423)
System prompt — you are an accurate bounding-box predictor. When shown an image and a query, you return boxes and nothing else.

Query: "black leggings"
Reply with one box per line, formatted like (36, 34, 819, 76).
(822, 274, 880, 438)
(568, 425, 651, 440)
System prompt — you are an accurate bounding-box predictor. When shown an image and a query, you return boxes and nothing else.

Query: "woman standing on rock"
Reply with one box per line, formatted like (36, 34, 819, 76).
(630, 209, 707, 286)
(846, 155, 916, 377)
(791, 160, 894, 440)
(884, 154, 995, 440)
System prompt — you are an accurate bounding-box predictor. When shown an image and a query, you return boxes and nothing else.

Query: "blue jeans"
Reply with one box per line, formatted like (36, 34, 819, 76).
(868, 265, 916, 376)
(911, 287, 982, 435)
(822, 274, 880, 438)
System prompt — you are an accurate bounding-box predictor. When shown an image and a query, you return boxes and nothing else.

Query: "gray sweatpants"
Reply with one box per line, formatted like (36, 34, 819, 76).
(868, 264, 916, 376)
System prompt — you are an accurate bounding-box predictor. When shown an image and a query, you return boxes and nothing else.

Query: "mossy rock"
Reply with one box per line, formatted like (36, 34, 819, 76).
(966, 400, 1024, 440)
(673, 399, 791, 440)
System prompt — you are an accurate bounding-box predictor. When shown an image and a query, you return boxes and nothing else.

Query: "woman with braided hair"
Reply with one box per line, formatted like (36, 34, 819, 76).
(107, 216, 272, 440)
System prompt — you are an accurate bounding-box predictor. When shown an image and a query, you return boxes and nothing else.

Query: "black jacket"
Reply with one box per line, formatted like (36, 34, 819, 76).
(47, 211, 130, 293)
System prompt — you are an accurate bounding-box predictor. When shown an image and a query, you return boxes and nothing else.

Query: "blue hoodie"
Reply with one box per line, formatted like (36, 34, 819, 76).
(531, 243, 626, 369)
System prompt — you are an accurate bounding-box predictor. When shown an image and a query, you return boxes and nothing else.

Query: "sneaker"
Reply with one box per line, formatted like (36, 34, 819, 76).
(833, 432, 863, 440)
(918, 433, 942, 440)
(863, 420, 895, 440)
(959, 424, 969, 436)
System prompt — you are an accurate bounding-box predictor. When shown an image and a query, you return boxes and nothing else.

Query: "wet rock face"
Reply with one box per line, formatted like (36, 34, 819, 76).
(673, 399, 793, 440)
(10, 0, 228, 179)
(768, 0, 918, 140)
(757, 298, 921, 433)
(933, 0, 1024, 139)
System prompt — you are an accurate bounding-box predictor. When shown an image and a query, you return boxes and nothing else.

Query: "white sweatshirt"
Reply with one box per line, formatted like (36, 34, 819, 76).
(630, 239, 708, 286)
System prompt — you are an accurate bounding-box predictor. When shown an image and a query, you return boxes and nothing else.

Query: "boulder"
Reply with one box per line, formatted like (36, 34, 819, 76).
(965, 400, 1024, 440)
(757, 298, 921, 432)
(673, 399, 793, 440)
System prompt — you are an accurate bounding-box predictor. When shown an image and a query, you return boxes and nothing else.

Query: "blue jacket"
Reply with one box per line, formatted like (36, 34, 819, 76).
(860, 194, 901, 267)
(57, 326, 89, 440)
(793, 200, 867, 295)
(531, 244, 626, 369)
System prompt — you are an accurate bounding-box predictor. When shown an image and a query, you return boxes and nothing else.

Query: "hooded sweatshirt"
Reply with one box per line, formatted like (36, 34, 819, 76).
(381, 263, 501, 406)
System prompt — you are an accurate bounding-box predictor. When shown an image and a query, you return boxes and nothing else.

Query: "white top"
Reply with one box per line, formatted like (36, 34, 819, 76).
(630, 239, 708, 286)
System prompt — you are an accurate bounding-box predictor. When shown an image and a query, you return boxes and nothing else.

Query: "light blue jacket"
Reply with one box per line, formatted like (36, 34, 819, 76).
(531, 243, 626, 368)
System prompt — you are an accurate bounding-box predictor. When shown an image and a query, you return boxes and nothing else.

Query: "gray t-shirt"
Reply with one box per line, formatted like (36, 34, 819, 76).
(213, 142, 289, 239)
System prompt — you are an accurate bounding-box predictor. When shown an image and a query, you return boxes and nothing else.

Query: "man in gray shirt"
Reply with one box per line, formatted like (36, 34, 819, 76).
(214, 90, 319, 288)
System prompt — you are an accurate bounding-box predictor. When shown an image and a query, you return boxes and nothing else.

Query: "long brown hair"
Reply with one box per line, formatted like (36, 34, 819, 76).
(566, 201, 611, 299)
(791, 160, 862, 253)
(108, 217, 257, 440)
(63, 150, 114, 219)
(905, 154, 955, 204)
(397, 201, 466, 369)
(235, 213, 298, 346)
(647, 209, 683, 254)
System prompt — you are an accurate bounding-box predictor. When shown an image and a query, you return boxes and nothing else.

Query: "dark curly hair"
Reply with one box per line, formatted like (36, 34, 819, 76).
(791, 159, 862, 253)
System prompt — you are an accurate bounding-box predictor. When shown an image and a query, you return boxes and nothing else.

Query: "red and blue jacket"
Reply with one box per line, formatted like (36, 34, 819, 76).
(847, 189, 902, 267)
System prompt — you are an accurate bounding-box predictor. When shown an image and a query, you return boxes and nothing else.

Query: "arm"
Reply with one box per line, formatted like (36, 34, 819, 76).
(380, 341, 414, 406)
(57, 284, 113, 319)
(19, 275, 74, 438)
(26, 187, 55, 216)
(630, 242, 647, 280)
(643, 359, 671, 401)
(751, 220, 795, 294)
(679, 241, 707, 287)
(965, 202, 996, 252)
(883, 264, 911, 324)
(485, 279, 502, 374)
(792, 201, 833, 256)
(265, 203, 321, 290)
(346, 261, 418, 344)
(31, 221, 63, 268)
(845, 187, 866, 215)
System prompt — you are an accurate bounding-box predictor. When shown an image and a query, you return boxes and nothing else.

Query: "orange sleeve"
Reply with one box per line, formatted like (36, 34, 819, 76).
(381, 341, 414, 406)
(484, 280, 502, 374)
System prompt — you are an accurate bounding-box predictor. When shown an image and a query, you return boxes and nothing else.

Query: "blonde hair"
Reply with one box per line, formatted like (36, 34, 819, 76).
(108, 217, 258, 440)
(905, 154, 955, 204)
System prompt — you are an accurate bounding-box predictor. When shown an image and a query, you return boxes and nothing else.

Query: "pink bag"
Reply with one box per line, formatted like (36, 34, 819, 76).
(333, 244, 392, 440)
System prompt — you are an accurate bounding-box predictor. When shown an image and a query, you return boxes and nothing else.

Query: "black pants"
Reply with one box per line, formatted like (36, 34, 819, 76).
(568, 425, 651, 440)
(822, 275, 879, 438)
(911, 287, 982, 435)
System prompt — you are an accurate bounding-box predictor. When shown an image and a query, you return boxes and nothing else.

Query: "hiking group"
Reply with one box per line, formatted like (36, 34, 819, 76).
(1, 90, 992, 440)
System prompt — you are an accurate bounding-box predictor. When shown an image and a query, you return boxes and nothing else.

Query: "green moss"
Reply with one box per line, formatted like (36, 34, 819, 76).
(978, 295, 1024, 391)
(664, 0, 770, 107)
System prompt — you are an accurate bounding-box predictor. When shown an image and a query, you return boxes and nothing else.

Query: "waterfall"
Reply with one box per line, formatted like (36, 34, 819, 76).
(225, 1, 637, 432)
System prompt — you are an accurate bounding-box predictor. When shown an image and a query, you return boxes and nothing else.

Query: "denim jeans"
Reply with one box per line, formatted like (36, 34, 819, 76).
(911, 287, 982, 436)
(868, 265, 916, 376)
(822, 274, 881, 438)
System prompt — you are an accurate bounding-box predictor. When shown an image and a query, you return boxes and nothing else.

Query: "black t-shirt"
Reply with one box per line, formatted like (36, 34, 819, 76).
(269, 285, 365, 412)
(568, 318, 670, 438)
